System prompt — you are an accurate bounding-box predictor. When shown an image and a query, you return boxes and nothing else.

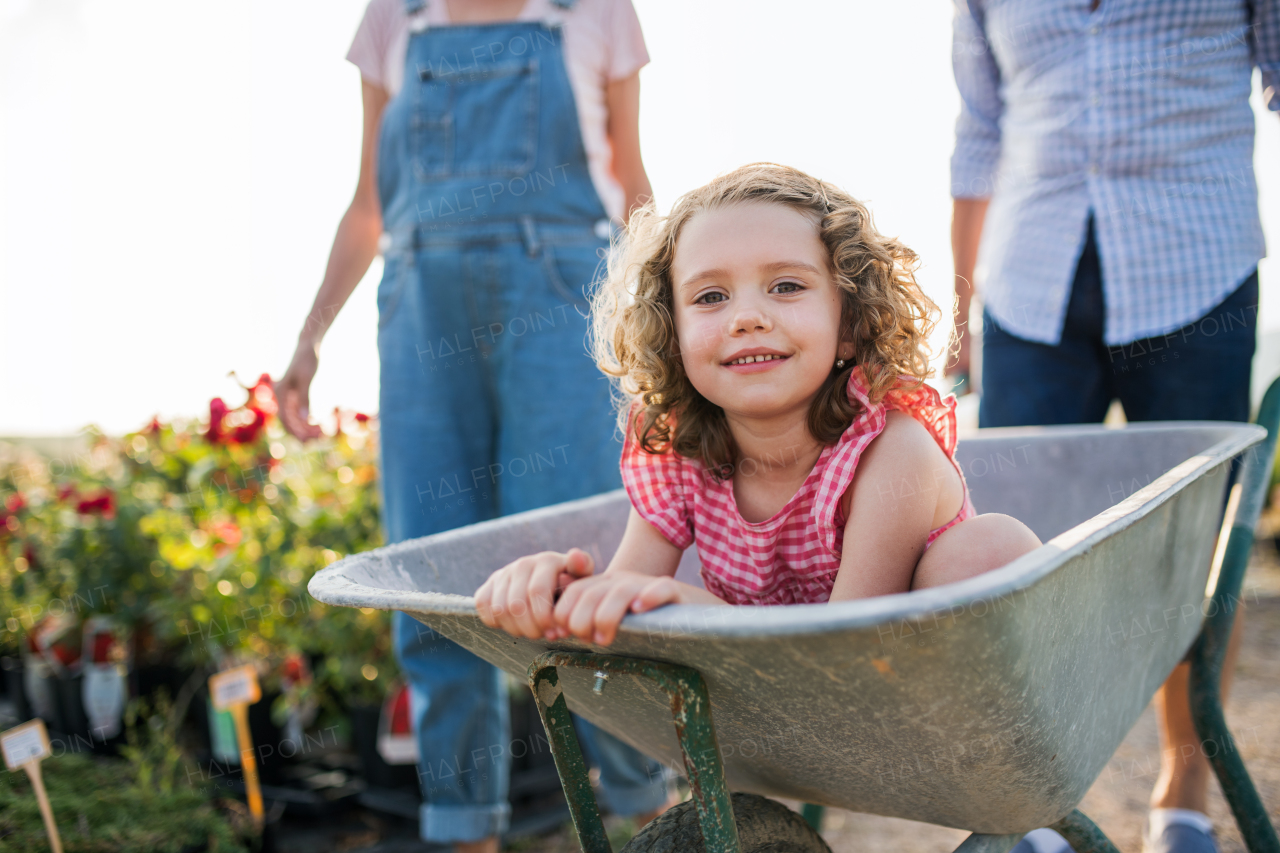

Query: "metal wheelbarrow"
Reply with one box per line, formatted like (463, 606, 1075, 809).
(309, 380, 1280, 853)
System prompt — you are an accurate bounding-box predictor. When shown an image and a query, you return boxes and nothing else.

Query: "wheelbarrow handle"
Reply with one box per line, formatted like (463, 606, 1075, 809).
(1188, 374, 1280, 853)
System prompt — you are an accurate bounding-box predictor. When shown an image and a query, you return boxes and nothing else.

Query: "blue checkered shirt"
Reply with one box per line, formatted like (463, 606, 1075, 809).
(952, 0, 1279, 346)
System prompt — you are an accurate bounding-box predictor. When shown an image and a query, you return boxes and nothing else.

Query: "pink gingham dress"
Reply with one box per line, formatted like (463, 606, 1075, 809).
(620, 367, 975, 605)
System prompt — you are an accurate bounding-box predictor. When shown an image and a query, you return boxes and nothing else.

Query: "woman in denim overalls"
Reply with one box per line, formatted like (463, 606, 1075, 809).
(278, 1, 667, 849)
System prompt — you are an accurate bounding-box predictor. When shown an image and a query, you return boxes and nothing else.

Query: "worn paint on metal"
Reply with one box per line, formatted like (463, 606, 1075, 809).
(531, 652, 742, 853)
(1049, 810, 1121, 853)
(528, 664, 613, 853)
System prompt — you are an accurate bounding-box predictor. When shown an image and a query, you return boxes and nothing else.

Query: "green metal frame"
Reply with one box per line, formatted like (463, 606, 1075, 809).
(528, 651, 742, 853)
(1186, 376, 1280, 853)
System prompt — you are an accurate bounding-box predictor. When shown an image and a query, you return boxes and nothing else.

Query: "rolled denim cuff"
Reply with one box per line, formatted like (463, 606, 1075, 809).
(597, 767, 671, 818)
(422, 801, 511, 844)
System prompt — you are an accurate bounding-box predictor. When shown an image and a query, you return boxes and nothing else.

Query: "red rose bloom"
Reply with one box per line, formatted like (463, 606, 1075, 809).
(230, 406, 267, 445)
(206, 398, 229, 443)
(250, 374, 278, 416)
(76, 491, 116, 519)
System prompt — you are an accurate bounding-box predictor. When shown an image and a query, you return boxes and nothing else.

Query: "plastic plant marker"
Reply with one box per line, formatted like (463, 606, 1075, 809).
(2, 719, 63, 853)
(209, 665, 264, 828)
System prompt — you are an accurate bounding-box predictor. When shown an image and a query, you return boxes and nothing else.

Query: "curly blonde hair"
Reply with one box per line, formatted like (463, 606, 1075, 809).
(591, 163, 940, 476)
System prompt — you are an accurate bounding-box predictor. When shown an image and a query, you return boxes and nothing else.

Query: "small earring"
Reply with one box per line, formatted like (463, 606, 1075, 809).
(835, 359, 846, 369)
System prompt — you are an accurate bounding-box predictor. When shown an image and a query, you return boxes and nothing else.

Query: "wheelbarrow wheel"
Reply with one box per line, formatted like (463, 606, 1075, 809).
(621, 792, 832, 853)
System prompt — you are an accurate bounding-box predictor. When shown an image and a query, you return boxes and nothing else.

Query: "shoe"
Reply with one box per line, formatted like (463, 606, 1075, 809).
(1142, 822, 1219, 853)
(1010, 828, 1074, 853)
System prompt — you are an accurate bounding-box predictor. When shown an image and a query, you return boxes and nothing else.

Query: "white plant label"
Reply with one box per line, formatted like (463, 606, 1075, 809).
(210, 665, 261, 710)
(83, 665, 127, 740)
(2, 720, 51, 770)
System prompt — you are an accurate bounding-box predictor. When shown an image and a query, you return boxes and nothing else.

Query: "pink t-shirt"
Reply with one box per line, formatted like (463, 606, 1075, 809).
(346, 0, 649, 222)
(621, 368, 976, 606)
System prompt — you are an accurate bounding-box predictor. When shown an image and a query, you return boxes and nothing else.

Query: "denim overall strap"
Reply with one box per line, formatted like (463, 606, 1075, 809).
(378, 5, 604, 239)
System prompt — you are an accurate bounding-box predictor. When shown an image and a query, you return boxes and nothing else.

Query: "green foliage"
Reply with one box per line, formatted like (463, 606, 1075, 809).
(0, 380, 395, 706)
(0, 751, 246, 852)
(118, 692, 186, 796)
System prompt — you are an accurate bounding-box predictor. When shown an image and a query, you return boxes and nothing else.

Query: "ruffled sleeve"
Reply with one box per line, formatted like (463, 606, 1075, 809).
(619, 403, 696, 550)
(883, 379, 961, 459)
(812, 368, 962, 557)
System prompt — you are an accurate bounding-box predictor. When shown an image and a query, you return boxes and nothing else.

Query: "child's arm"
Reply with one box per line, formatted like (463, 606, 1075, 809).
(827, 412, 953, 601)
(552, 507, 724, 645)
(476, 507, 721, 645)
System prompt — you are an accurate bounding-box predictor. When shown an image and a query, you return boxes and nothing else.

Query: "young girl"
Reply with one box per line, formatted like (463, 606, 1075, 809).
(476, 163, 1041, 646)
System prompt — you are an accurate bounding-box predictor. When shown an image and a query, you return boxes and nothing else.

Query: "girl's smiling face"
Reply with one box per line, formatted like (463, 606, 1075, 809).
(671, 201, 853, 423)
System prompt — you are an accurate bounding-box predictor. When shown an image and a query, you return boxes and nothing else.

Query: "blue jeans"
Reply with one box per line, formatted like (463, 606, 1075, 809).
(980, 218, 1258, 427)
(379, 225, 668, 844)
(394, 618, 669, 842)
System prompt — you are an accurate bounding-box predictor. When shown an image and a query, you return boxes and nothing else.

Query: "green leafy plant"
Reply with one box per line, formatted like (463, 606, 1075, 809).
(0, 750, 246, 852)
(0, 376, 396, 712)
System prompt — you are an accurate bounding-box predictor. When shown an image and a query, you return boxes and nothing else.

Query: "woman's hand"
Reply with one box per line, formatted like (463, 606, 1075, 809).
(551, 571, 722, 646)
(277, 340, 324, 441)
(476, 548, 596, 639)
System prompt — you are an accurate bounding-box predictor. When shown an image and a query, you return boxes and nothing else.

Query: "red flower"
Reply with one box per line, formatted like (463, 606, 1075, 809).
(145, 415, 163, 435)
(354, 413, 370, 424)
(230, 406, 267, 445)
(1, 493, 26, 534)
(57, 483, 78, 502)
(76, 491, 116, 519)
(206, 398, 229, 443)
(281, 652, 311, 687)
(91, 631, 116, 664)
(249, 374, 278, 416)
(213, 521, 242, 545)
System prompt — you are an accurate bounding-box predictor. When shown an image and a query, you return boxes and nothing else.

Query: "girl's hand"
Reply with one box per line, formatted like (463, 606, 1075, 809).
(551, 571, 723, 646)
(475, 548, 596, 639)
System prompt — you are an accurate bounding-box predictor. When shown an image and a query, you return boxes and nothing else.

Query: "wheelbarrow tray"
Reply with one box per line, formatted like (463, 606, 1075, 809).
(310, 422, 1263, 834)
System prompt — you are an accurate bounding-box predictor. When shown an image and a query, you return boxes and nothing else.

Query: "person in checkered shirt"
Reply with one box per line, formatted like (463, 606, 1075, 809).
(476, 163, 1040, 646)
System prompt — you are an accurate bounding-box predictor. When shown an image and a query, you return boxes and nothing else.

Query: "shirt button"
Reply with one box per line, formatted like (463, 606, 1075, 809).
(1091, 94, 1100, 105)
(1089, 164, 1100, 175)
(1090, 25, 1100, 35)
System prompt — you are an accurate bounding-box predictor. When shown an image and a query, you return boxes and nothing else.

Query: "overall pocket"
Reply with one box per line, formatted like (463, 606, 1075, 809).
(377, 250, 413, 330)
(542, 242, 607, 311)
(412, 58, 539, 181)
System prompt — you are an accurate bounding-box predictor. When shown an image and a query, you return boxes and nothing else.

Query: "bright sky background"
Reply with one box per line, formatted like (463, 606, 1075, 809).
(2, 0, 1278, 436)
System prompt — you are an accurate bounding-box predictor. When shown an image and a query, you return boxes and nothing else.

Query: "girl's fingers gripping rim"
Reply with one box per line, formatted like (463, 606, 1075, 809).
(552, 573, 590, 627)
(475, 575, 497, 627)
(632, 578, 680, 613)
(526, 555, 565, 636)
(487, 569, 518, 636)
(564, 547, 595, 578)
(591, 581, 642, 646)
(504, 562, 543, 639)
(564, 579, 612, 643)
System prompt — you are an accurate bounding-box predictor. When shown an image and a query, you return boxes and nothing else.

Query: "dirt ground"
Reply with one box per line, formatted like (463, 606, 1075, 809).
(505, 545, 1280, 853)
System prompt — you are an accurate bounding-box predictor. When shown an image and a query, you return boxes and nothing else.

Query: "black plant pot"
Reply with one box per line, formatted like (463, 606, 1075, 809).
(191, 687, 290, 786)
(349, 701, 419, 791)
(0, 656, 29, 721)
(54, 672, 90, 741)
